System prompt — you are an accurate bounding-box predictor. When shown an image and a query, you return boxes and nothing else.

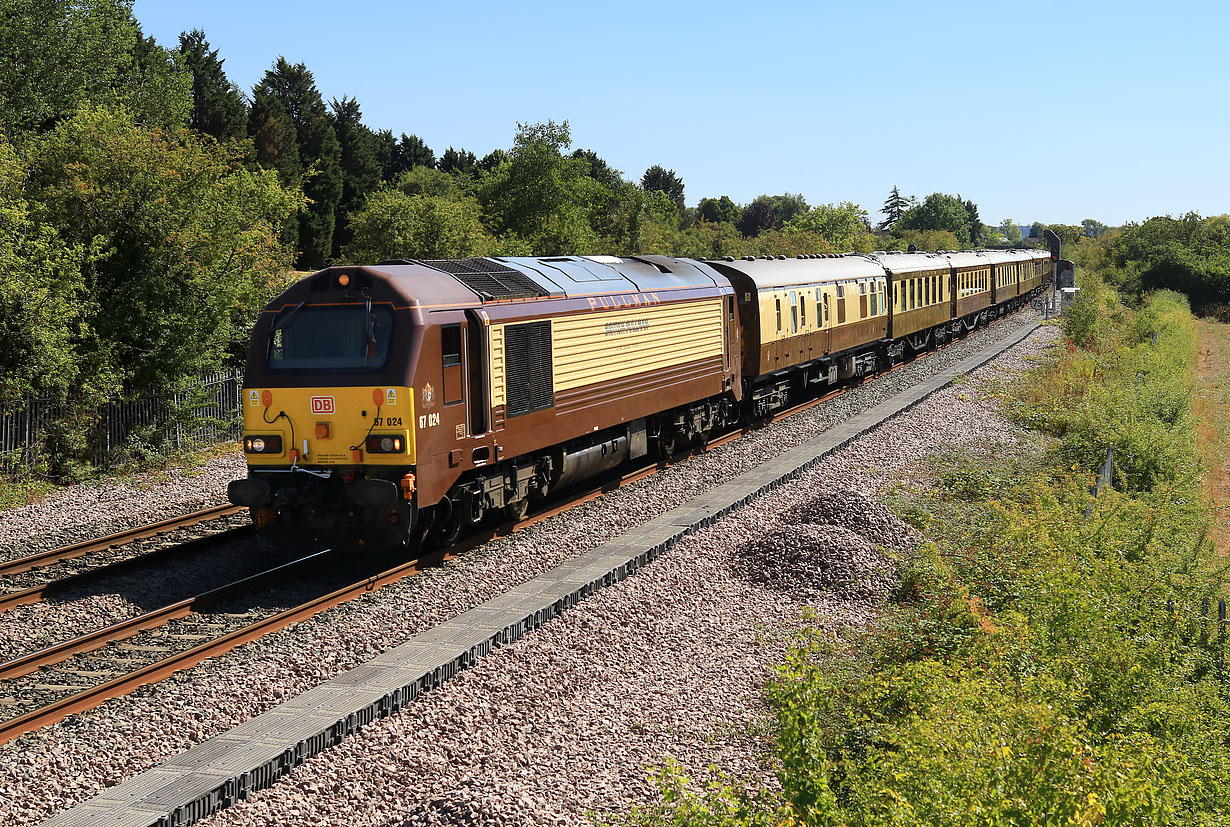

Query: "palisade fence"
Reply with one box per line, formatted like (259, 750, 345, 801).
(0, 369, 245, 473)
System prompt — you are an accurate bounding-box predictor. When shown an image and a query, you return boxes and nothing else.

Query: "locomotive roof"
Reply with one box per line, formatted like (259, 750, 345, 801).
(706, 255, 887, 290)
(365, 256, 723, 305)
(868, 251, 952, 274)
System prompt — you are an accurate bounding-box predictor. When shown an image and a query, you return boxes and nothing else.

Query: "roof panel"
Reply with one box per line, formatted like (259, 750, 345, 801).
(707, 256, 887, 290)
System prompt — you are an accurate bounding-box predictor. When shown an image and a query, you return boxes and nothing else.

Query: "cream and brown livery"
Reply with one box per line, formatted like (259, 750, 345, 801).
(229, 249, 1056, 548)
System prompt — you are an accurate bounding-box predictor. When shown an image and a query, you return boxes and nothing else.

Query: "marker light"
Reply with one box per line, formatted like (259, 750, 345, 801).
(338, 273, 351, 287)
(373, 388, 385, 407)
(261, 390, 272, 407)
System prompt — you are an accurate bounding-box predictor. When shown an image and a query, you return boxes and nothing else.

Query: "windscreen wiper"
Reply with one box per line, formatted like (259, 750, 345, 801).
(362, 295, 375, 367)
(266, 301, 305, 359)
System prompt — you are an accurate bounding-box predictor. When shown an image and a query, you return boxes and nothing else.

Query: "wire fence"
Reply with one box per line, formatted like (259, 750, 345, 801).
(0, 369, 244, 473)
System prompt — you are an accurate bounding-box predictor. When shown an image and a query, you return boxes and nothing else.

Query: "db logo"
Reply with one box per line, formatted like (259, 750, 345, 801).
(310, 396, 335, 415)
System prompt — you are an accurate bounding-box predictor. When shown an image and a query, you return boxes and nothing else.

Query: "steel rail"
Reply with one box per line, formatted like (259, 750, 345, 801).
(0, 548, 336, 681)
(0, 504, 244, 578)
(0, 525, 254, 613)
(0, 546, 461, 746)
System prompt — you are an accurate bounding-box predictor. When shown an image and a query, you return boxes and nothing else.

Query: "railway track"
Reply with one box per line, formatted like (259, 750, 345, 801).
(0, 503, 244, 577)
(0, 312, 1020, 747)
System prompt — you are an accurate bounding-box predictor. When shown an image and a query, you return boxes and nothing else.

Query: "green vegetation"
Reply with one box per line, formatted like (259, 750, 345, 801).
(622, 290, 1230, 825)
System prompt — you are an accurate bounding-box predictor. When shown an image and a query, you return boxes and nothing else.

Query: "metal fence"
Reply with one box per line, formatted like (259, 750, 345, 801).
(0, 369, 244, 473)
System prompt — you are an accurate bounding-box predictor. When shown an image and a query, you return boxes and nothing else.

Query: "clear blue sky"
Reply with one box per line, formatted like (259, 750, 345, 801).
(132, 0, 1227, 228)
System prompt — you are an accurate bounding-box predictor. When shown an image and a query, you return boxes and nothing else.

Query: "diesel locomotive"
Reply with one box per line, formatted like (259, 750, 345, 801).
(227, 246, 1056, 548)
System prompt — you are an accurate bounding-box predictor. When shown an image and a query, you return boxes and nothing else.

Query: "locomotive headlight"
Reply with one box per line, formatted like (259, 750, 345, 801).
(244, 435, 283, 454)
(366, 434, 406, 454)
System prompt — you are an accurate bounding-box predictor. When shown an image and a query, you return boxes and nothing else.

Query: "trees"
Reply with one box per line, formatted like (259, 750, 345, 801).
(641, 165, 685, 213)
(897, 193, 975, 246)
(178, 30, 247, 143)
(250, 58, 342, 267)
(1082, 218, 1110, 238)
(737, 201, 776, 237)
(329, 96, 381, 255)
(878, 186, 911, 231)
(342, 189, 495, 262)
(782, 202, 872, 251)
(756, 193, 809, 227)
(1029, 221, 1045, 239)
(697, 195, 740, 225)
(27, 105, 301, 393)
(477, 120, 600, 254)
(0, 132, 83, 405)
(438, 146, 477, 176)
(999, 219, 1022, 245)
(0, 0, 189, 139)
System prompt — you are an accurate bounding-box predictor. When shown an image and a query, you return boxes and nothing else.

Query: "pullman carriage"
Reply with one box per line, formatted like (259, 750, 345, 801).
(706, 255, 889, 416)
(872, 251, 952, 351)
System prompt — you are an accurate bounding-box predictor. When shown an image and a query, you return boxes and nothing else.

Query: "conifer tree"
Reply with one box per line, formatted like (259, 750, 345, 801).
(251, 58, 341, 267)
(878, 185, 910, 231)
(438, 146, 477, 176)
(329, 96, 381, 255)
(177, 29, 247, 142)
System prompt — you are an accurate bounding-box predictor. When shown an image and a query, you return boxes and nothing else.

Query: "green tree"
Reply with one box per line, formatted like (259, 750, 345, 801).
(384, 133, 434, 178)
(571, 149, 623, 190)
(757, 192, 809, 227)
(641, 164, 685, 213)
(437, 146, 477, 176)
(0, 131, 84, 404)
(394, 165, 462, 198)
(178, 29, 247, 143)
(999, 218, 1022, 244)
(27, 105, 301, 393)
(782, 202, 872, 250)
(697, 195, 740, 225)
(897, 192, 974, 246)
(737, 200, 776, 237)
(1029, 221, 1045, 239)
(251, 58, 342, 267)
(342, 189, 496, 262)
(963, 196, 981, 246)
(878, 185, 910, 231)
(329, 95, 381, 256)
(0, 0, 190, 138)
(1082, 218, 1110, 238)
(477, 120, 598, 253)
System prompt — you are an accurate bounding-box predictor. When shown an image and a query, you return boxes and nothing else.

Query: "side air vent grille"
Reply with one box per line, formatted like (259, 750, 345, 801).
(421, 258, 549, 302)
(505, 321, 553, 417)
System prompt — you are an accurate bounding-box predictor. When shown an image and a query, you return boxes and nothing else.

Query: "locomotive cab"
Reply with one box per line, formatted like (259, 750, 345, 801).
(228, 264, 438, 548)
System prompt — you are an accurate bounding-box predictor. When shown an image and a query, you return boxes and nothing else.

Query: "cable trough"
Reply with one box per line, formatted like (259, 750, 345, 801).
(38, 320, 1042, 827)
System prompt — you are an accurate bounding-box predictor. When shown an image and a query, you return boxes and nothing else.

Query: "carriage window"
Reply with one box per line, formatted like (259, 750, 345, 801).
(776, 298, 782, 332)
(790, 292, 798, 334)
(800, 294, 806, 326)
(870, 289, 878, 316)
(816, 289, 823, 326)
(823, 292, 830, 323)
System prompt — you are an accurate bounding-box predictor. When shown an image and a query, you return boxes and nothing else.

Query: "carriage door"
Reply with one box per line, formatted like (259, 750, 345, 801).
(465, 311, 488, 440)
